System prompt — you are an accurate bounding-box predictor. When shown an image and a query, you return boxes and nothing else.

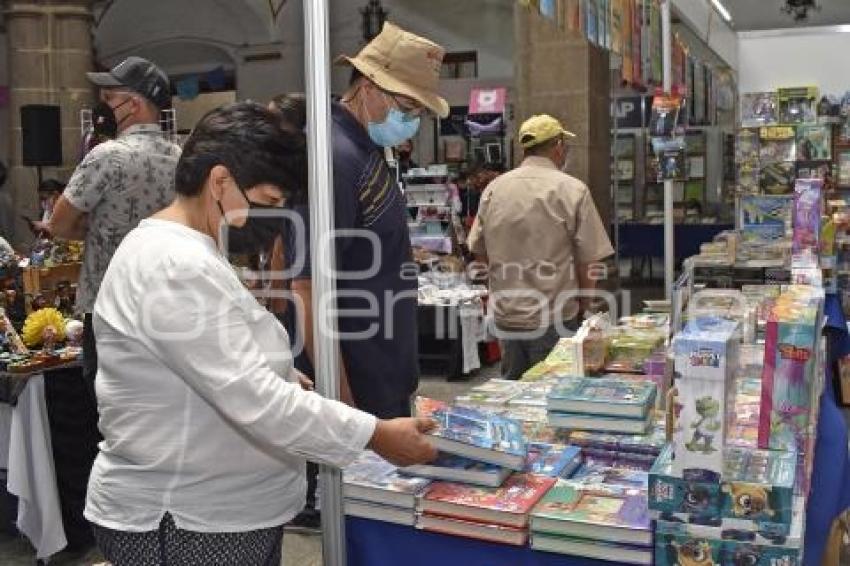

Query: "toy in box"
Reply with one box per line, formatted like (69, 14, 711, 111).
(649, 444, 723, 522)
(741, 92, 779, 127)
(672, 317, 740, 477)
(758, 288, 823, 452)
(777, 86, 818, 125)
(720, 449, 795, 532)
(791, 178, 823, 267)
(655, 524, 801, 566)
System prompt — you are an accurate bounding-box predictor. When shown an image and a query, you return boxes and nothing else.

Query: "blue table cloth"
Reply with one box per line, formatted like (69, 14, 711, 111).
(616, 223, 733, 260)
(346, 517, 624, 566)
(804, 294, 850, 565)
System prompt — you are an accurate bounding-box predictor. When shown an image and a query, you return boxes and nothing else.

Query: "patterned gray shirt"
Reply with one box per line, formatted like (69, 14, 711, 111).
(64, 124, 180, 313)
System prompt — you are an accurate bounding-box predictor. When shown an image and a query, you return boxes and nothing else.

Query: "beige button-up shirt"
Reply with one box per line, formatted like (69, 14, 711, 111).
(467, 156, 613, 331)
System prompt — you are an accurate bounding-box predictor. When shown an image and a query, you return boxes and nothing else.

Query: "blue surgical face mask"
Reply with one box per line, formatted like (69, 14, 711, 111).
(367, 107, 421, 148)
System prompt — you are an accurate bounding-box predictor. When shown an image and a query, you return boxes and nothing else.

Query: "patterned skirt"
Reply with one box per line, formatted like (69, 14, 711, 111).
(92, 513, 284, 566)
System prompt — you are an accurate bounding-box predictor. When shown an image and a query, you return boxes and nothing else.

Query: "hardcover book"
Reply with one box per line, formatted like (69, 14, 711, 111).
(401, 453, 511, 488)
(344, 500, 415, 527)
(570, 463, 649, 491)
(547, 377, 656, 418)
(343, 451, 431, 509)
(419, 473, 556, 528)
(524, 443, 582, 478)
(417, 514, 528, 546)
(422, 401, 528, 470)
(532, 533, 652, 564)
(548, 411, 652, 435)
(454, 379, 524, 408)
(530, 478, 651, 545)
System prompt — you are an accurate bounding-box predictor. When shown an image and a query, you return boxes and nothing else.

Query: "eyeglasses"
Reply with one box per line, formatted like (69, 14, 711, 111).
(386, 92, 426, 118)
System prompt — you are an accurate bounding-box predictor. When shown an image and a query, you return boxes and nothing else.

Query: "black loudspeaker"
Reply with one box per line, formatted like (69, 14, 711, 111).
(21, 104, 62, 166)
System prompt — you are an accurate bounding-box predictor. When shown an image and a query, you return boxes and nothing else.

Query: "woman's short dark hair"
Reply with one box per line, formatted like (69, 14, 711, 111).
(175, 101, 307, 202)
(269, 93, 307, 133)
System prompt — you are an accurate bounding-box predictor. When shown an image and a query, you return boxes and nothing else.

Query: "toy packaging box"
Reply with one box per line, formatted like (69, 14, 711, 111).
(791, 178, 823, 267)
(758, 288, 823, 453)
(740, 92, 779, 127)
(672, 317, 740, 477)
(649, 445, 796, 535)
(654, 519, 802, 566)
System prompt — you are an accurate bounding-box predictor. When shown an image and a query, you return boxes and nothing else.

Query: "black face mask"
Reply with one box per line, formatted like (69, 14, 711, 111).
(92, 98, 131, 139)
(219, 199, 282, 255)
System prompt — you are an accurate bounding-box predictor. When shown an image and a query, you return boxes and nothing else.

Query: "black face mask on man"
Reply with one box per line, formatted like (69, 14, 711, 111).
(217, 192, 282, 255)
(92, 97, 132, 139)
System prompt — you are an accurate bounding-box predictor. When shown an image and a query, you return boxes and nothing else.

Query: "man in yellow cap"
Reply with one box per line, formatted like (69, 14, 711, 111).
(468, 114, 613, 379)
(283, 22, 448, 531)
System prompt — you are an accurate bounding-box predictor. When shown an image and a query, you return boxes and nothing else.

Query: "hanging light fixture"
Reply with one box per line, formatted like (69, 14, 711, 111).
(781, 0, 821, 23)
(361, 0, 388, 42)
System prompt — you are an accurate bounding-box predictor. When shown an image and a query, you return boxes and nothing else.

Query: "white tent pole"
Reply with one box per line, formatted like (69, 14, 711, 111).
(662, 0, 674, 300)
(303, 0, 345, 564)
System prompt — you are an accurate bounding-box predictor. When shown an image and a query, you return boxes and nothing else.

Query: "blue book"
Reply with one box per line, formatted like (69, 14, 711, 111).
(401, 453, 511, 488)
(428, 405, 527, 471)
(547, 377, 656, 418)
(525, 443, 582, 478)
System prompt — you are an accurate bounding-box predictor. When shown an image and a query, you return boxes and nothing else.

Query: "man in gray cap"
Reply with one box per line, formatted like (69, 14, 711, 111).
(47, 55, 180, 401)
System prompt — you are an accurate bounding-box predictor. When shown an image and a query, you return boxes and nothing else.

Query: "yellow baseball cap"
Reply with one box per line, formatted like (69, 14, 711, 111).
(518, 114, 576, 148)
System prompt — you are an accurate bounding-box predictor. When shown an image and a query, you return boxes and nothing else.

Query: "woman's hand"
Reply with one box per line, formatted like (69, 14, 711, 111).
(367, 417, 438, 467)
(290, 369, 314, 391)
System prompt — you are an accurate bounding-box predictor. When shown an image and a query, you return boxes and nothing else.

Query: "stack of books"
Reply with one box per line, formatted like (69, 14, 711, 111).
(547, 377, 657, 434)
(529, 472, 652, 564)
(563, 419, 667, 470)
(417, 473, 556, 545)
(343, 451, 431, 526)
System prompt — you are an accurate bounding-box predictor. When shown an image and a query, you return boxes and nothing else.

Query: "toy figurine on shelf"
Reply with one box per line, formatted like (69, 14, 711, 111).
(21, 307, 66, 350)
(65, 319, 84, 347)
(54, 281, 74, 315)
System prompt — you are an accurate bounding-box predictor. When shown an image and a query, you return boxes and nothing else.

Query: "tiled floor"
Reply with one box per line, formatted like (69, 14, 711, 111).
(0, 367, 496, 565)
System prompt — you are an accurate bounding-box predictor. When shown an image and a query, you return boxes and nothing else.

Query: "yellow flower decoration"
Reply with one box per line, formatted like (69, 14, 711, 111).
(22, 308, 67, 347)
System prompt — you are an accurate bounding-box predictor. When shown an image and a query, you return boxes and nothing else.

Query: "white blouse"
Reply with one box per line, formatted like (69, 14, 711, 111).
(85, 218, 376, 533)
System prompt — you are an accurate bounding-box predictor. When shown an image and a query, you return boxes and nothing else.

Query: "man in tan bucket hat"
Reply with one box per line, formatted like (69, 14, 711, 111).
(284, 22, 448, 531)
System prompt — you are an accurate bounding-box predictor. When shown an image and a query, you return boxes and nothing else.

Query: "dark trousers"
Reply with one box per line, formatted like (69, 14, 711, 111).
(44, 320, 102, 552)
(82, 313, 98, 407)
(499, 320, 580, 380)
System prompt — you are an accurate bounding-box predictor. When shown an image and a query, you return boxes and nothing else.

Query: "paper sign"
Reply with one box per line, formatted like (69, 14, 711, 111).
(469, 88, 506, 115)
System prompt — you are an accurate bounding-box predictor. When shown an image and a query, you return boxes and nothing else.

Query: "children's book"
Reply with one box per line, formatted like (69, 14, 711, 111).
(419, 473, 556, 528)
(343, 451, 432, 509)
(525, 443, 582, 478)
(401, 453, 511, 488)
(417, 514, 528, 546)
(530, 478, 651, 545)
(417, 399, 528, 470)
(548, 411, 652, 435)
(548, 377, 656, 418)
(531, 533, 652, 564)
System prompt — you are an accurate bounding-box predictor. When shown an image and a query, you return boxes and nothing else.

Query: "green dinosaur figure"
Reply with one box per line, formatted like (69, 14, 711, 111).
(685, 396, 721, 454)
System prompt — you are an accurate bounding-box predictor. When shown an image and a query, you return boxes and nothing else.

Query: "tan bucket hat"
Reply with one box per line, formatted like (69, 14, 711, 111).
(338, 22, 449, 118)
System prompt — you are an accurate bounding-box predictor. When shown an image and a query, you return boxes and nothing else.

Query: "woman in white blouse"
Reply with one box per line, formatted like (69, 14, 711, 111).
(84, 102, 436, 565)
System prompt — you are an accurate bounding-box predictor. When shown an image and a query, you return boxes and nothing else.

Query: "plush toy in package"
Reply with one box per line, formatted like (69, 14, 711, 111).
(672, 317, 740, 478)
(758, 289, 823, 452)
(791, 178, 823, 266)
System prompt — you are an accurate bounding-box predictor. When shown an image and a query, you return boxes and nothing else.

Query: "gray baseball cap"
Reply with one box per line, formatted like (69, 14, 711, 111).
(87, 56, 171, 109)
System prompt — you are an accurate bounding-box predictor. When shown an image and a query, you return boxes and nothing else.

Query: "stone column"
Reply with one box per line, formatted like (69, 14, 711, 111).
(4, 0, 94, 246)
(514, 4, 612, 229)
